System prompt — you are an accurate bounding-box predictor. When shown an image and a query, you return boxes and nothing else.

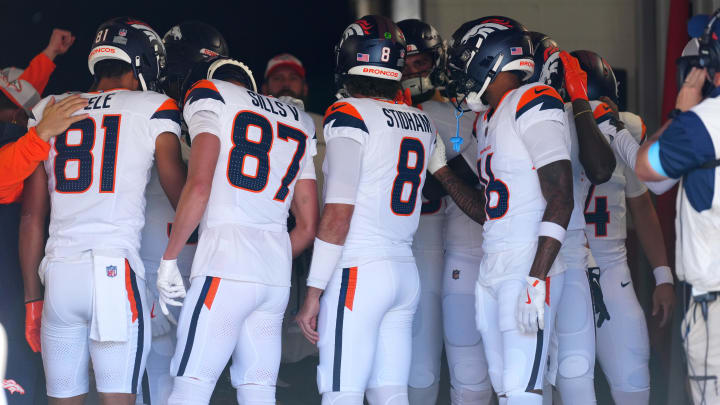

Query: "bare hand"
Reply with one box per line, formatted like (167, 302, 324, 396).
(35, 95, 89, 141)
(296, 291, 321, 344)
(676, 67, 707, 112)
(652, 283, 675, 328)
(43, 29, 75, 61)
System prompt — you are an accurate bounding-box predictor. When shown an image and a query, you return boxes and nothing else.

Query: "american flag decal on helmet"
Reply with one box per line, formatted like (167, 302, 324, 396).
(356, 53, 370, 62)
(510, 47, 523, 55)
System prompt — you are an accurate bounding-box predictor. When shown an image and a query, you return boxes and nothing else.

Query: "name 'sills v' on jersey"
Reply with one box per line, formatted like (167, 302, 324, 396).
(584, 103, 647, 266)
(475, 83, 570, 258)
(30, 89, 181, 278)
(322, 97, 436, 266)
(183, 79, 316, 286)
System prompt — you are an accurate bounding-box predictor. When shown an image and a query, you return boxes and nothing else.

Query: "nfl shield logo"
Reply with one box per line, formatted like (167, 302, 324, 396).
(119, 29, 127, 37)
(106, 265, 117, 278)
(452, 269, 460, 280)
(510, 47, 523, 55)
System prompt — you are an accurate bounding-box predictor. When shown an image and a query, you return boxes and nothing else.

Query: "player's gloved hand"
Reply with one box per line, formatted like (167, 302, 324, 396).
(156, 259, 186, 319)
(25, 300, 43, 353)
(278, 96, 305, 111)
(148, 285, 176, 334)
(428, 136, 448, 175)
(516, 276, 546, 333)
(559, 51, 588, 102)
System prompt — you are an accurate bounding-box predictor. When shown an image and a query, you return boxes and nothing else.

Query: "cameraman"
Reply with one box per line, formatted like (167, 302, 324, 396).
(635, 13, 720, 405)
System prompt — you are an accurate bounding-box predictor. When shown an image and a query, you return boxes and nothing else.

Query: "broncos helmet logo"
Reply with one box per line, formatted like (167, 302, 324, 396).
(460, 21, 511, 48)
(539, 50, 561, 86)
(167, 25, 182, 41)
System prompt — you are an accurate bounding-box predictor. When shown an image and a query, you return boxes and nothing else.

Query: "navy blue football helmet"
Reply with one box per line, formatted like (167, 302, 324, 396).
(447, 16, 533, 109)
(570, 50, 618, 103)
(88, 17, 166, 91)
(162, 21, 229, 101)
(397, 19, 447, 96)
(528, 32, 564, 98)
(181, 56, 257, 103)
(334, 15, 406, 92)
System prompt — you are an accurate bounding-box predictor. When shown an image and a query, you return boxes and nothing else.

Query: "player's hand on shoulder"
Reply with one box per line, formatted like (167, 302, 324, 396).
(35, 95, 89, 142)
(296, 288, 322, 345)
(156, 258, 186, 322)
(516, 276, 546, 333)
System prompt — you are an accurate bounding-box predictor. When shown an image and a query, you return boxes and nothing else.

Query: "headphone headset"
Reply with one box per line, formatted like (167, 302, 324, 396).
(696, 8, 720, 71)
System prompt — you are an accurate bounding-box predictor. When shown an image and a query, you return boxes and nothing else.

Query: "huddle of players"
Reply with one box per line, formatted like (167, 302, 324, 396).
(16, 12, 678, 405)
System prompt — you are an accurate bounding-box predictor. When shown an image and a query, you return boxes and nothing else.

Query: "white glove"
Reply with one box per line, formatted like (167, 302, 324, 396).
(156, 259, 186, 319)
(516, 276, 546, 333)
(278, 96, 305, 111)
(428, 135, 447, 174)
(147, 285, 175, 335)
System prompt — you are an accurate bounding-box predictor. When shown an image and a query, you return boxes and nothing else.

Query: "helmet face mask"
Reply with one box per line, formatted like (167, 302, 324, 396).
(446, 16, 533, 110)
(181, 56, 257, 105)
(397, 19, 448, 97)
(88, 17, 167, 92)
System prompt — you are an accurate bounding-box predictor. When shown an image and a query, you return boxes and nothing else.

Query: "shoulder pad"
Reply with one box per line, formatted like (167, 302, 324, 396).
(323, 101, 368, 133)
(515, 84, 564, 119)
(150, 98, 180, 125)
(184, 79, 224, 106)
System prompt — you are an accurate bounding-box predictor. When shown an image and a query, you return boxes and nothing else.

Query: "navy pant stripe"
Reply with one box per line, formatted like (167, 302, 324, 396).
(142, 370, 151, 404)
(332, 268, 351, 391)
(129, 269, 144, 394)
(177, 276, 214, 376)
(525, 329, 544, 392)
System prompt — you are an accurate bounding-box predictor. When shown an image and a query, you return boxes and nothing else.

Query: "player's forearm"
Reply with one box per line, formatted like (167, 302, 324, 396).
(316, 203, 354, 245)
(530, 161, 574, 279)
(573, 99, 615, 184)
(164, 182, 209, 259)
(19, 215, 45, 302)
(432, 166, 486, 224)
(628, 192, 669, 268)
(289, 182, 319, 258)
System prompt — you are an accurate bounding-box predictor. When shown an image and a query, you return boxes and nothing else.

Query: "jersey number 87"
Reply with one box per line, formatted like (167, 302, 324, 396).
(227, 111, 307, 202)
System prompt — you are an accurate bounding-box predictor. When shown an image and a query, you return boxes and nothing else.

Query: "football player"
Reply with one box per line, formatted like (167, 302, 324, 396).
(529, 34, 618, 405)
(572, 50, 675, 405)
(19, 17, 185, 405)
(295, 15, 437, 405)
(398, 18, 492, 405)
(431, 17, 574, 405)
(156, 54, 318, 405)
(136, 22, 229, 405)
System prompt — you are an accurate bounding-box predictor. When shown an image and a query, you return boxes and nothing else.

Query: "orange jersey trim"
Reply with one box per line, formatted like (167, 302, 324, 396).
(593, 102, 613, 120)
(155, 98, 180, 113)
(516, 85, 563, 115)
(324, 101, 363, 122)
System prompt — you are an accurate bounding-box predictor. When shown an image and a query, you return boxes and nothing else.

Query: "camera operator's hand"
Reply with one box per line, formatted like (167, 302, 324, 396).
(676, 67, 707, 112)
(43, 29, 75, 61)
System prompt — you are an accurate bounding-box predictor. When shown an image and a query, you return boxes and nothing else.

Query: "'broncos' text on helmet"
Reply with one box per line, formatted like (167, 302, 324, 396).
(88, 17, 166, 92)
(334, 15, 406, 94)
(571, 50, 618, 103)
(447, 16, 534, 111)
(162, 21, 229, 101)
(528, 32, 565, 99)
(397, 19, 447, 98)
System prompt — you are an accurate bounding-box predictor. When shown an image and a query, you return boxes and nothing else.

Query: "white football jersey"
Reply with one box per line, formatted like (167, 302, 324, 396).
(412, 98, 478, 253)
(322, 97, 436, 266)
(475, 83, 570, 262)
(584, 104, 647, 267)
(183, 79, 316, 286)
(30, 89, 181, 278)
(139, 166, 196, 278)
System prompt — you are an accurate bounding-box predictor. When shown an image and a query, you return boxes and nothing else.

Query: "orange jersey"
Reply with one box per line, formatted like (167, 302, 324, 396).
(0, 127, 50, 203)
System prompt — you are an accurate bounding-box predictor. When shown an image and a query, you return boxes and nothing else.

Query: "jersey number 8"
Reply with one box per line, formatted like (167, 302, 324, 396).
(227, 111, 307, 202)
(390, 137, 425, 216)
